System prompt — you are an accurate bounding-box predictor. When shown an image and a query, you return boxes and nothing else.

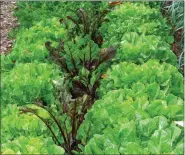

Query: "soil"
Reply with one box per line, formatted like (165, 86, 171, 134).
(0, 1, 18, 54)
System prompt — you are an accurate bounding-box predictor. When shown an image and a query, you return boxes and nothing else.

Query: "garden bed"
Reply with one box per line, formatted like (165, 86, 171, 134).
(1, 1, 184, 154)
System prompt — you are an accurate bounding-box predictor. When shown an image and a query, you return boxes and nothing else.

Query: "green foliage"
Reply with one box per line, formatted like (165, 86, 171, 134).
(46, 33, 116, 101)
(83, 120, 183, 154)
(49, 35, 100, 71)
(1, 2, 112, 154)
(110, 32, 177, 65)
(144, 1, 162, 9)
(77, 84, 183, 154)
(100, 2, 177, 67)
(1, 104, 49, 144)
(1, 63, 61, 105)
(1, 1, 184, 155)
(2, 104, 66, 154)
(98, 60, 183, 98)
(1, 54, 15, 72)
(77, 88, 183, 144)
(101, 3, 172, 44)
(14, 1, 101, 29)
(6, 17, 66, 64)
(19, 93, 94, 154)
(5, 2, 108, 66)
(2, 136, 65, 154)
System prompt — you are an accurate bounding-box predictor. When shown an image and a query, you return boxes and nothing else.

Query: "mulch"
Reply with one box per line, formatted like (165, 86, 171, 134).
(0, 1, 18, 54)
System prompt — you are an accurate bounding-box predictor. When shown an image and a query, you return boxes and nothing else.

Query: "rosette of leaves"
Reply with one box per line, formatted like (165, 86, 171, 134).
(50, 35, 101, 71)
(2, 136, 65, 154)
(61, 7, 109, 47)
(77, 86, 184, 144)
(1, 62, 61, 105)
(44, 4, 116, 101)
(6, 17, 66, 64)
(110, 32, 177, 65)
(101, 2, 173, 46)
(1, 104, 51, 144)
(82, 120, 183, 154)
(98, 60, 183, 98)
(45, 35, 116, 100)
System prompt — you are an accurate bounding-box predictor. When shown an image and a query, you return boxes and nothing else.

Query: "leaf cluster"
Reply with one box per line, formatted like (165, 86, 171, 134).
(106, 32, 177, 65)
(98, 60, 183, 98)
(77, 84, 183, 154)
(101, 3, 172, 44)
(1, 63, 61, 105)
(2, 136, 65, 154)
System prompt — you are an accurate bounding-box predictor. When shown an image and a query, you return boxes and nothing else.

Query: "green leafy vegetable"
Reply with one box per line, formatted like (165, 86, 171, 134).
(1, 63, 61, 105)
(98, 60, 183, 98)
(113, 32, 177, 65)
(2, 136, 65, 154)
(101, 3, 172, 44)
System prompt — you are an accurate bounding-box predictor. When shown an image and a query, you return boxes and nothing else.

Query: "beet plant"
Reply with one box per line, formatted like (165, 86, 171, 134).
(18, 5, 116, 154)
(20, 40, 116, 154)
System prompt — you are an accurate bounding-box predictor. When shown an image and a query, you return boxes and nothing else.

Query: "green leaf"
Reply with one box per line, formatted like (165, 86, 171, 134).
(167, 36, 174, 43)
(120, 142, 144, 154)
(148, 125, 182, 154)
(2, 149, 16, 154)
(146, 100, 167, 117)
(48, 145, 65, 154)
(172, 140, 184, 154)
(146, 83, 160, 99)
(137, 118, 157, 137)
(85, 136, 104, 154)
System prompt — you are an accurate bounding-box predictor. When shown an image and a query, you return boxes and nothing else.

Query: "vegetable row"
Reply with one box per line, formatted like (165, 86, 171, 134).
(1, 2, 183, 154)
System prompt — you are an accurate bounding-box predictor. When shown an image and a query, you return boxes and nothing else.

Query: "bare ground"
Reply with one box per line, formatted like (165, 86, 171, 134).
(0, 1, 18, 54)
